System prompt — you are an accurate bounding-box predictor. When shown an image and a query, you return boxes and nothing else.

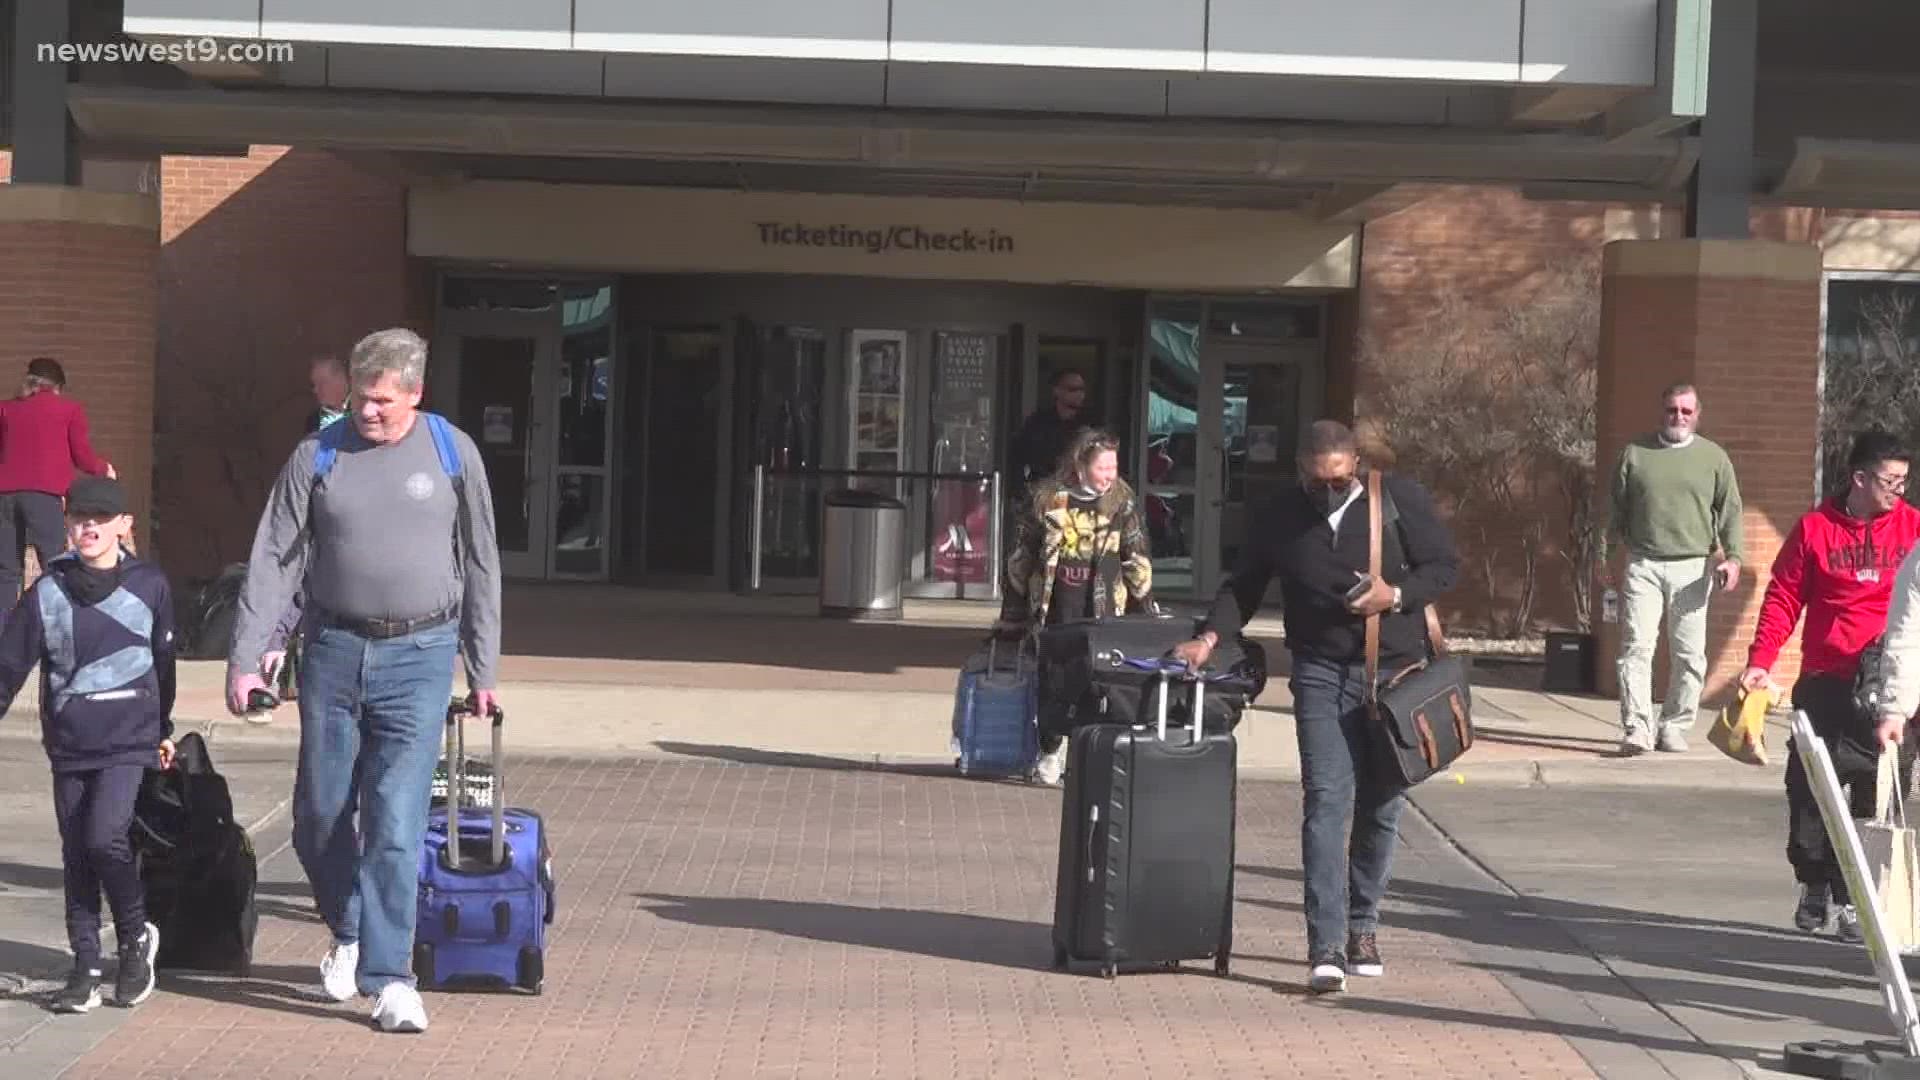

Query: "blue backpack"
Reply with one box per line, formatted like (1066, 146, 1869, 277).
(313, 411, 464, 488)
(309, 413, 475, 549)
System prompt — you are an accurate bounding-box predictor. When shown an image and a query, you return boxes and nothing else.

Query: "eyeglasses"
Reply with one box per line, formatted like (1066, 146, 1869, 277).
(1664, 406, 1697, 417)
(1873, 472, 1910, 493)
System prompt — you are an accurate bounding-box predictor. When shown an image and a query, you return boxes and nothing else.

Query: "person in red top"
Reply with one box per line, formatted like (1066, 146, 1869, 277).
(1741, 430, 1920, 943)
(0, 358, 115, 611)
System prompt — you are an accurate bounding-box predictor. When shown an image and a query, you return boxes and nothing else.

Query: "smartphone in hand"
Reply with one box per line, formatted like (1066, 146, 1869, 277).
(1345, 573, 1376, 603)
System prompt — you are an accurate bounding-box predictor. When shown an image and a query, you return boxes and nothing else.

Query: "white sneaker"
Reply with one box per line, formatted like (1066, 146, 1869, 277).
(1032, 744, 1067, 786)
(1656, 728, 1689, 753)
(370, 982, 429, 1034)
(319, 941, 359, 1002)
(1308, 961, 1348, 994)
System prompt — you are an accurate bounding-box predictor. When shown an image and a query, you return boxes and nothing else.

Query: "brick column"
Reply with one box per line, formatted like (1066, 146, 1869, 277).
(1593, 239, 1823, 710)
(0, 184, 160, 564)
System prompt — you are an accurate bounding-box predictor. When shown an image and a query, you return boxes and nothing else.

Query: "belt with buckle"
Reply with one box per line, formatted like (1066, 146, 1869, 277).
(318, 607, 456, 640)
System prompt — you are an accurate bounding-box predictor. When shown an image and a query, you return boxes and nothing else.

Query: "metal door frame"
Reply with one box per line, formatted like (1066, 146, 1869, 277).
(1135, 295, 1329, 598)
(433, 307, 562, 581)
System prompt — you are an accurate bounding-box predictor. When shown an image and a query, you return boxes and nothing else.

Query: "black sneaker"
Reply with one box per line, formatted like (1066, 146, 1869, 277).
(1307, 950, 1347, 994)
(51, 962, 103, 1014)
(1348, 931, 1385, 978)
(114, 922, 159, 1007)
(1794, 883, 1831, 934)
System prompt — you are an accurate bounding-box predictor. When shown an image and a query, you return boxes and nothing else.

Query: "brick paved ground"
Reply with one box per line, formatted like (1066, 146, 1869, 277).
(60, 755, 1597, 1080)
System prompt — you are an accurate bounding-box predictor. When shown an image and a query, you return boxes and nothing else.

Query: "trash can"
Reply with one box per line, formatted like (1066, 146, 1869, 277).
(819, 488, 907, 620)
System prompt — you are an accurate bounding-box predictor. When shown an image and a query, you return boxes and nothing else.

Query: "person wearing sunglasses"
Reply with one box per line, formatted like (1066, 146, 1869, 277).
(1170, 419, 1459, 993)
(1742, 432, 1918, 943)
(1602, 382, 1745, 756)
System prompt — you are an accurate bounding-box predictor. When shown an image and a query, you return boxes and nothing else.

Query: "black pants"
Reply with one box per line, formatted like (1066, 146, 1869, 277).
(1785, 674, 1915, 903)
(53, 765, 148, 965)
(0, 491, 67, 606)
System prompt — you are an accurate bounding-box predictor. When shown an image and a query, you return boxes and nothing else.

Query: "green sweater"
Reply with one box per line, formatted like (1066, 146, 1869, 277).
(1608, 434, 1745, 562)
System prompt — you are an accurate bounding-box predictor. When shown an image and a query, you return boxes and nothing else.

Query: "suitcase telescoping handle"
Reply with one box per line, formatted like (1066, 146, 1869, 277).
(445, 697, 506, 869)
(1154, 668, 1205, 743)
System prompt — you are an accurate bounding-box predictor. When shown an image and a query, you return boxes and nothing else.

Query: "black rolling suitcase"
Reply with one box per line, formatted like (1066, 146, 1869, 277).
(1051, 665, 1236, 978)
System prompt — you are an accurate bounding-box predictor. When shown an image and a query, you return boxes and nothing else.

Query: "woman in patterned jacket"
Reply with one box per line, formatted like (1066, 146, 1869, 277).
(996, 427, 1155, 784)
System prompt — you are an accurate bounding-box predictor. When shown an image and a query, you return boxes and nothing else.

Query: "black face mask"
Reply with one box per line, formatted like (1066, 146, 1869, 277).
(1304, 479, 1354, 516)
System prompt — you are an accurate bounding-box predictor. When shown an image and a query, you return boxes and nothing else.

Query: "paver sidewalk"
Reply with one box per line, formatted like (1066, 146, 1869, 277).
(46, 756, 1610, 1080)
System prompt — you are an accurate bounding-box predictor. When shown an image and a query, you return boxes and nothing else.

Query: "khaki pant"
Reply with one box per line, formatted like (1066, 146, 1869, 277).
(1617, 555, 1713, 742)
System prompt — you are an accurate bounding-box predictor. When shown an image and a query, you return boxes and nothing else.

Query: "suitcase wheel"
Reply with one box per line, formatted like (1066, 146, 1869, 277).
(412, 943, 435, 987)
(1214, 955, 1231, 977)
(517, 946, 544, 993)
(1050, 945, 1068, 972)
(1101, 964, 1117, 980)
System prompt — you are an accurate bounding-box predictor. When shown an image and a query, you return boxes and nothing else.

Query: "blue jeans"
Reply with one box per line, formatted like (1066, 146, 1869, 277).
(1290, 654, 1408, 957)
(293, 619, 458, 995)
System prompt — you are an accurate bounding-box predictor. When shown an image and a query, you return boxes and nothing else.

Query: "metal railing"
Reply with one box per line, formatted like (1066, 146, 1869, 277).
(749, 466, 1002, 601)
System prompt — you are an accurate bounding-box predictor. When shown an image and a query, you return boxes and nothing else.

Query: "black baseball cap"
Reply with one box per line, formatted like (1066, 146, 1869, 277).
(66, 475, 128, 518)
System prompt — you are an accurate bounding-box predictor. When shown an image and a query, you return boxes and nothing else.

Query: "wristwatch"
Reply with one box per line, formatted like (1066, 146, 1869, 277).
(1391, 586, 1404, 613)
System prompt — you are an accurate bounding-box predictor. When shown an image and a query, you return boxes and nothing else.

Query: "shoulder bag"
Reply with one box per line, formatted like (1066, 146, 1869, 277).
(1363, 470, 1474, 786)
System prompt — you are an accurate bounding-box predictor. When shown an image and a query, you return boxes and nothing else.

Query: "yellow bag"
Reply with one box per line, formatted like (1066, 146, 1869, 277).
(1709, 687, 1774, 766)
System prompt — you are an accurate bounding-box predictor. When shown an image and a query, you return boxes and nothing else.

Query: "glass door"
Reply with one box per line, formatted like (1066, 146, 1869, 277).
(438, 310, 560, 581)
(551, 284, 616, 579)
(1209, 340, 1321, 588)
(1139, 298, 1324, 598)
(621, 325, 732, 586)
(1142, 301, 1204, 596)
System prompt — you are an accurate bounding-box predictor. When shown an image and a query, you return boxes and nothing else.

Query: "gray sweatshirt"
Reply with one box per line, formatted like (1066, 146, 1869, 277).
(228, 415, 502, 690)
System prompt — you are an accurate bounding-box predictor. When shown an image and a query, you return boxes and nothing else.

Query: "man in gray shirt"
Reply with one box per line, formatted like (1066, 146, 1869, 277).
(225, 327, 501, 1034)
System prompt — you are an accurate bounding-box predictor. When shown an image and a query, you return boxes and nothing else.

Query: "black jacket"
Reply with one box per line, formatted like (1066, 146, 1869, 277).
(1201, 472, 1459, 668)
(1009, 407, 1097, 489)
(0, 551, 177, 772)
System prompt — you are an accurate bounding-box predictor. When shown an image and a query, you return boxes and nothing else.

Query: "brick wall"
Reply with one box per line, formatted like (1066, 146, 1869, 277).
(0, 194, 160, 574)
(1592, 242, 1824, 705)
(1352, 187, 1645, 635)
(153, 146, 418, 584)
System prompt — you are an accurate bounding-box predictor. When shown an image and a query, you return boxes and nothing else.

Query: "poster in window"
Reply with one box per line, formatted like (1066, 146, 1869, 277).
(930, 331, 999, 586)
(482, 406, 515, 446)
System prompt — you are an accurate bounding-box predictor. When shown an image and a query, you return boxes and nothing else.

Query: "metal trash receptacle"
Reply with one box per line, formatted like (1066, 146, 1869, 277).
(819, 488, 907, 620)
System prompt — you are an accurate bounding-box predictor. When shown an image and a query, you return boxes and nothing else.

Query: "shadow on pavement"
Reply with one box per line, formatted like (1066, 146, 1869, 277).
(650, 742, 972, 779)
(0, 939, 72, 1002)
(0, 861, 64, 894)
(638, 893, 1055, 971)
(156, 964, 364, 1025)
(1239, 860, 1891, 1062)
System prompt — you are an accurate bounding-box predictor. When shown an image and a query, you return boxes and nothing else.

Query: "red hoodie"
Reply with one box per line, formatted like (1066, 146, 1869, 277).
(1748, 497, 1920, 677)
(0, 389, 110, 497)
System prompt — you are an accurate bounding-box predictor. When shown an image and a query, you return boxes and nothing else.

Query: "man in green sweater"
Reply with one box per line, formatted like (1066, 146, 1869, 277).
(1604, 383, 1745, 755)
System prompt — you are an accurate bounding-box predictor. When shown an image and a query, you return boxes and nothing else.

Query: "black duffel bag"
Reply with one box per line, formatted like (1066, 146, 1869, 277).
(1036, 612, 1267, 740)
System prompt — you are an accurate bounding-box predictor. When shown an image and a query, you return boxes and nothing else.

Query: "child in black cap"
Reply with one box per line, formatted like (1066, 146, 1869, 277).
(0, 474, 176, 1012)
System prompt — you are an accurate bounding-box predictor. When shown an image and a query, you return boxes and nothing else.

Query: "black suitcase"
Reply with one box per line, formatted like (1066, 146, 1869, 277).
(1051, 668, 1236, 979)
(1037, 614, 1266, 738)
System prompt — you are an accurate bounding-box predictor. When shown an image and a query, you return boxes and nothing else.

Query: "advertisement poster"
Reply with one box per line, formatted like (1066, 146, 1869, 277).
(848, 330, 908, 493)
(930, 332, 996, 587)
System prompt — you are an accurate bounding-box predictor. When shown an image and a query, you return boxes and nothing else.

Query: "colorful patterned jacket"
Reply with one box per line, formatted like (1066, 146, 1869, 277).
(1000, 477, 1154, 627)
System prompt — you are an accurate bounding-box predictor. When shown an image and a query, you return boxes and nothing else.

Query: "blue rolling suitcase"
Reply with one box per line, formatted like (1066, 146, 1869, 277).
(413, 700, 554, 994)
(952, 637, 1040, 777)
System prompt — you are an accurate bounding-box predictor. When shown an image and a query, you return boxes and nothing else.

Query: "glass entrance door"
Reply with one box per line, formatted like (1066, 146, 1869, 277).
(1140, 299, 1324, 598)
(436, 277, 618, 582)
(440, 312, 559, 581)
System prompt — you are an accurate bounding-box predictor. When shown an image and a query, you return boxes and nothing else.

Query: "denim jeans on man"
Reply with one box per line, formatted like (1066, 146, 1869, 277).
(1291, 653, 1407, 956)
(293, 619, 457, 995)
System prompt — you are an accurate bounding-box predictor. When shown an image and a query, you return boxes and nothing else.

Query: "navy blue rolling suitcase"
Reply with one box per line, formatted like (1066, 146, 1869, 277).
(413, 701, 554, 994)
